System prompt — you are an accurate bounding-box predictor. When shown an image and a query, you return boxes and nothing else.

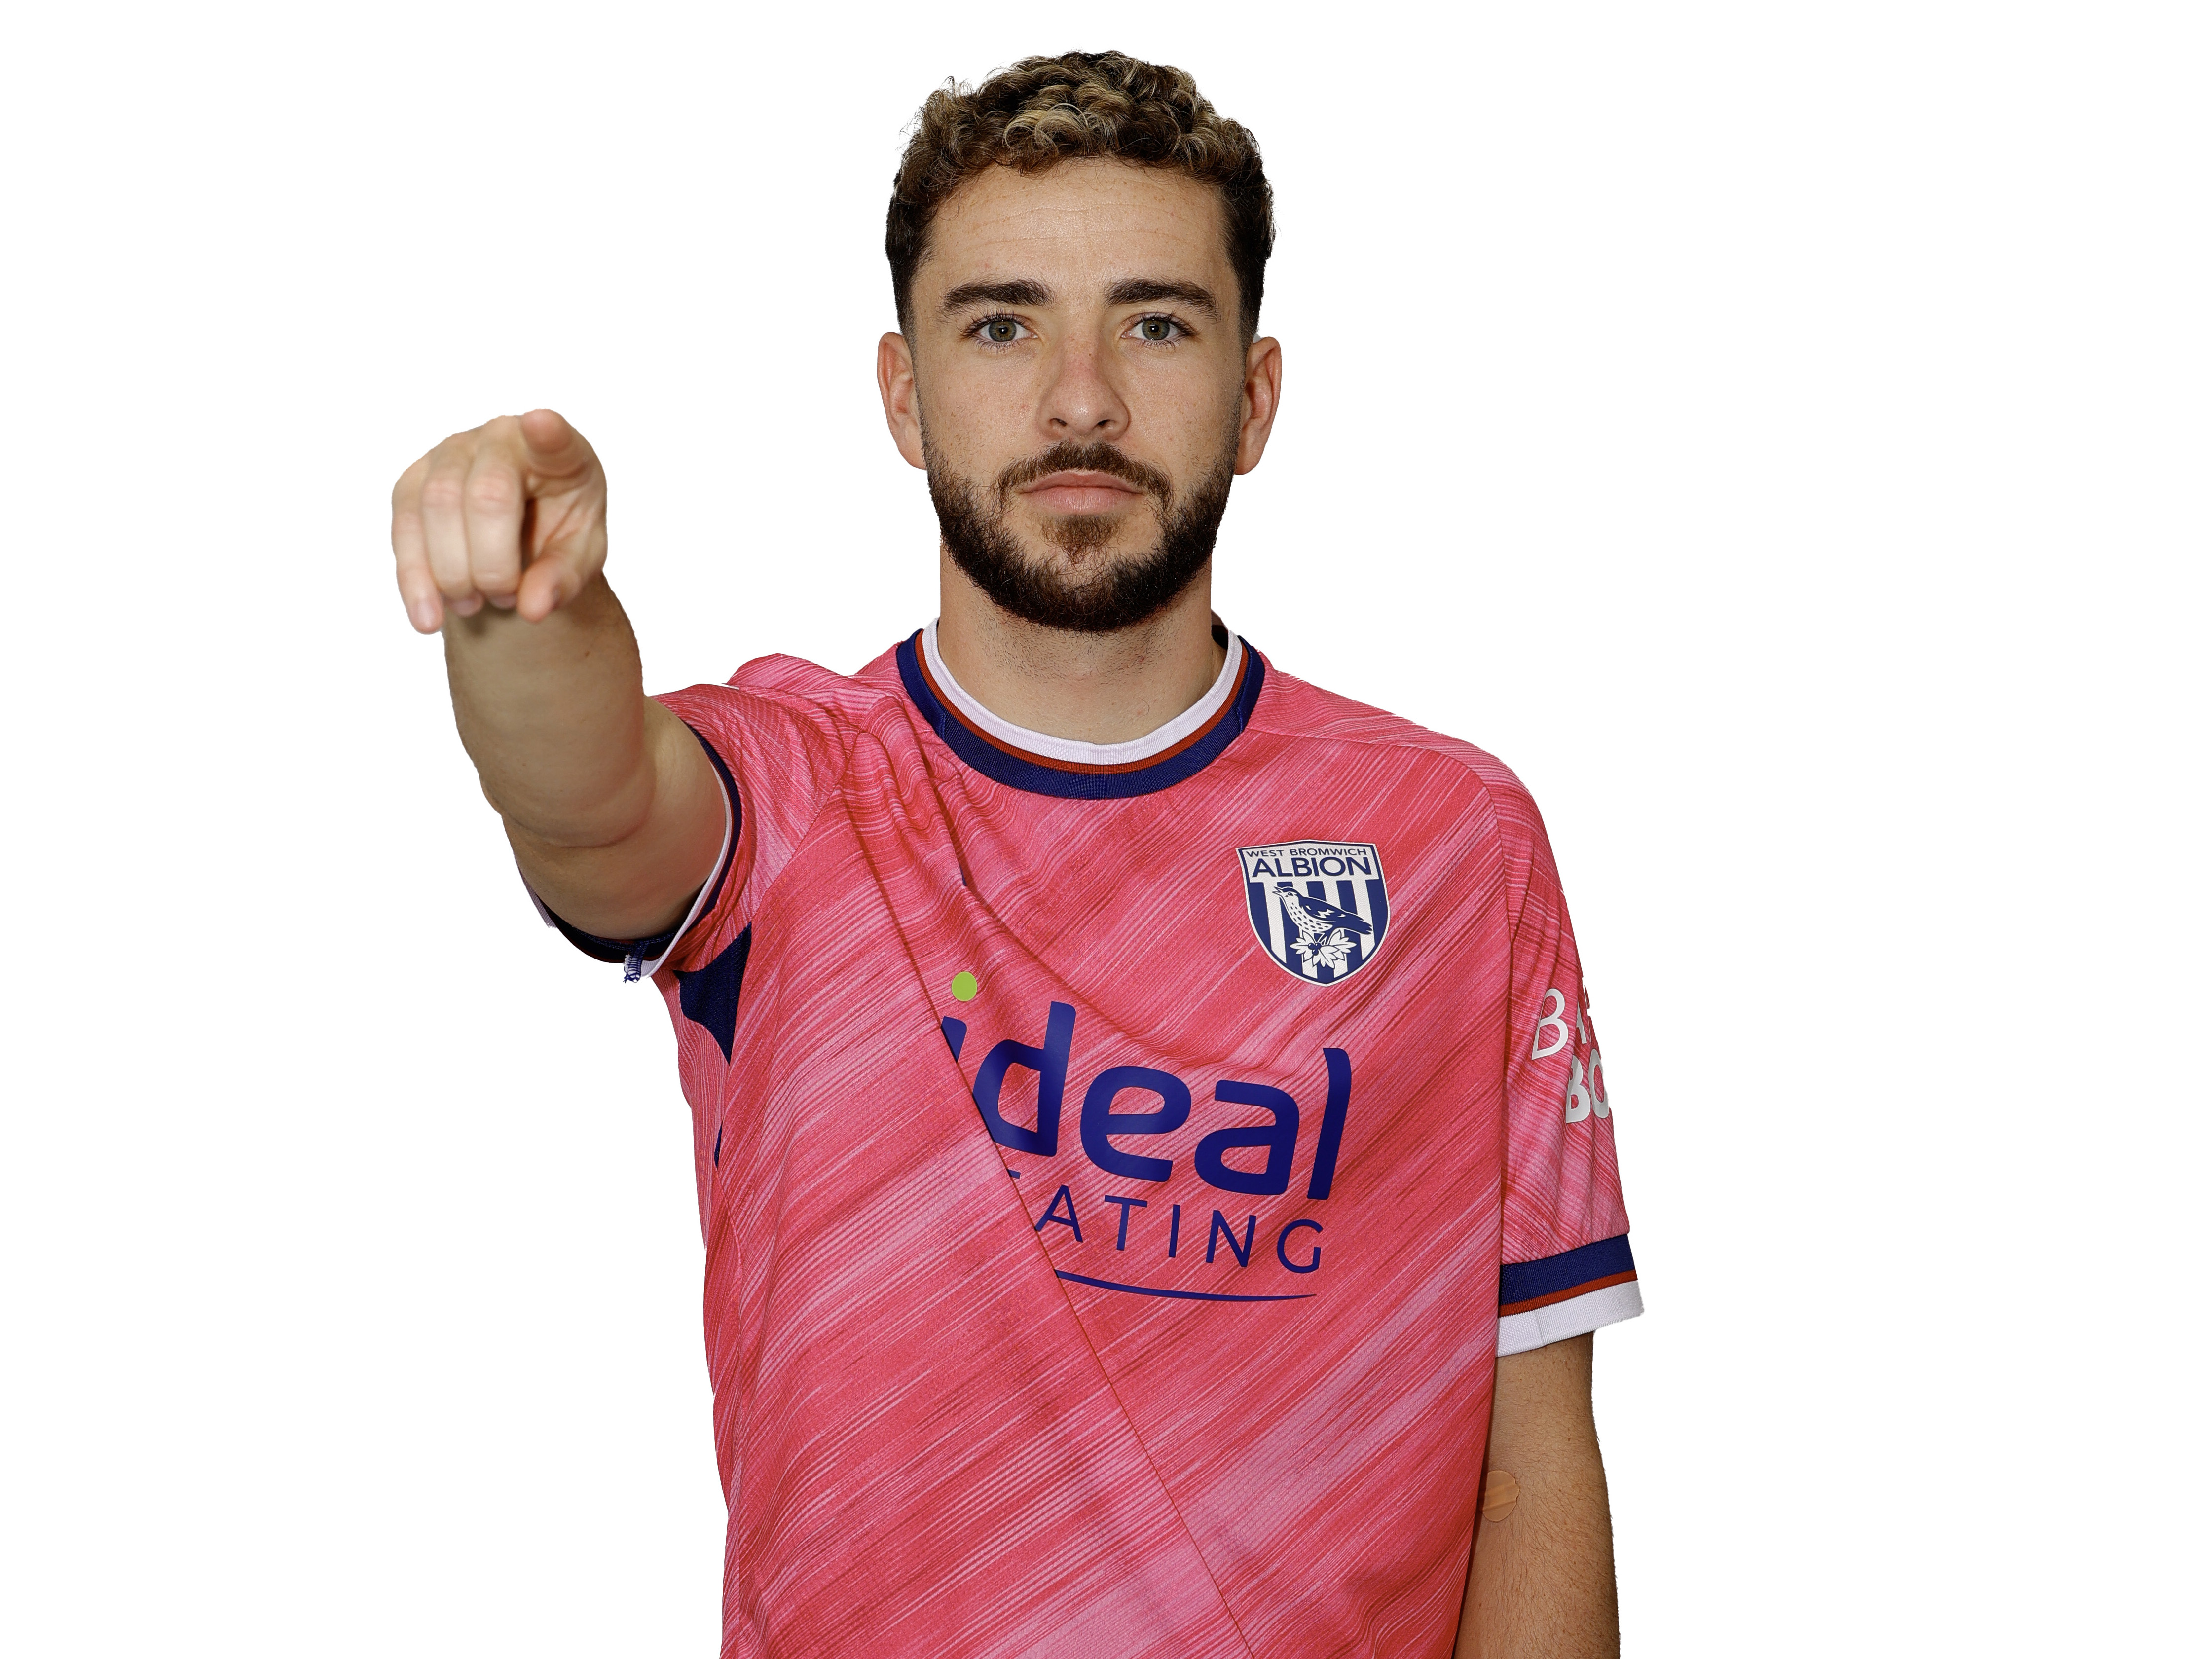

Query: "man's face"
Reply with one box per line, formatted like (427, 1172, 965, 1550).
(882, 160, 1274, 633)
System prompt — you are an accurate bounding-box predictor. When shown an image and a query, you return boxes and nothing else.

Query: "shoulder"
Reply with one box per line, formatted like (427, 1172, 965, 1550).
(1250, 656, 1548, 833)
(657, 646, 906, 733)
(647, 650, 916, 811)
(731, 645, 907, 714)
(1249, 659, 1565, 932)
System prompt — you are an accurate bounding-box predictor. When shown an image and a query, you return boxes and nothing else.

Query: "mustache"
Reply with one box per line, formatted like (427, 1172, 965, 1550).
(997, 441, 1173, 501)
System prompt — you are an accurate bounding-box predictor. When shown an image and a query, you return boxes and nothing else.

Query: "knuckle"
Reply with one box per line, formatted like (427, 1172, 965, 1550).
(465, 470, 520, 514)
(419, 473, 466, 514)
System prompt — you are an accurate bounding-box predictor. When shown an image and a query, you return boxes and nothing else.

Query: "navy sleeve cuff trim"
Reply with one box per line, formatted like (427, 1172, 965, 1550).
(1499, 1233, 1636, 1314)
(545, 911, 669, 966)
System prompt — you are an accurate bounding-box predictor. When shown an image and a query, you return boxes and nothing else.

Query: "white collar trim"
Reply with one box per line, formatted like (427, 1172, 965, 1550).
(922, 621, 1243, 766)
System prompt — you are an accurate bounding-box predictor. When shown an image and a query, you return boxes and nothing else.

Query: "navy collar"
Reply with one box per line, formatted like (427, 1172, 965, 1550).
(895, 627, 1267, 800)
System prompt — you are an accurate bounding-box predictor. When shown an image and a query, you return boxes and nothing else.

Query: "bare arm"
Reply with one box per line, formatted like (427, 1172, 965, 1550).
(1455, 1334, 1619, 1658)
(391, 410, 722, 939)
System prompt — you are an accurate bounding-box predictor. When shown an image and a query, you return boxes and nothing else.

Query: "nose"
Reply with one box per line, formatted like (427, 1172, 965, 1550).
(1037, 334, 1129, 441)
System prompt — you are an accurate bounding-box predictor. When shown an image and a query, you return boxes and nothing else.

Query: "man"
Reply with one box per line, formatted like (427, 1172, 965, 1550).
(391, 51, 1637, 1659)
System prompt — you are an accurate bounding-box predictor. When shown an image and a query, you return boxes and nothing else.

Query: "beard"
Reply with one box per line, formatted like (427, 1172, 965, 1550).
(927, 434, 1237, 634)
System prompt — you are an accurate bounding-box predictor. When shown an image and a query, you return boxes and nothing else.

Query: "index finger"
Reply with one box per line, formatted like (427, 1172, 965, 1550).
(515, 408, 597, 490)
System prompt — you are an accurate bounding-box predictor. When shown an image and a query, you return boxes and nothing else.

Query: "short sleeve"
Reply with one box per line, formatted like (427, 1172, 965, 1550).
(1489, 770, 1641, 1357)
(645, 662, 851, 978)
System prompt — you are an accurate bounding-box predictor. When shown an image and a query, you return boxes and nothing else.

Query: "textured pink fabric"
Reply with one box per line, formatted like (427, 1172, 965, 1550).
(645, 639, 1631, 1659)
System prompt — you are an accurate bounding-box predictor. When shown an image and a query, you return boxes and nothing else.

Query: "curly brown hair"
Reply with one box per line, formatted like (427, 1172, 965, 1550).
(887, 52, 1274, 341)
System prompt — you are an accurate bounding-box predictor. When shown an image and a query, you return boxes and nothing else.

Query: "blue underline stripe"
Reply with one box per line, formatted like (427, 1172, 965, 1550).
(1055, 1270, 1313, 1303)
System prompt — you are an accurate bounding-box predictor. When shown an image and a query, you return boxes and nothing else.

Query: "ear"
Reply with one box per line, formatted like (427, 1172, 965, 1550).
(878, 332, 927, 470)
(1234, 336, 1284, 475)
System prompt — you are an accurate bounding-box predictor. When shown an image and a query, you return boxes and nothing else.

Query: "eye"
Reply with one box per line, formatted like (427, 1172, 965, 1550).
(1132, 315, 1186, 343)
(970, 314, 1032, 347)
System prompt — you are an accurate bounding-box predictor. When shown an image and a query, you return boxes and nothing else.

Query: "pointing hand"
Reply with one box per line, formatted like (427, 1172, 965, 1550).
(389, 409, 607, 633)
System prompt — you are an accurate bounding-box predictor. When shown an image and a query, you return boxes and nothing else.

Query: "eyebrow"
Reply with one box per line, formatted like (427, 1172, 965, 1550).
(1106, 277, 1219, 316)
(940, 278, 1053, 313)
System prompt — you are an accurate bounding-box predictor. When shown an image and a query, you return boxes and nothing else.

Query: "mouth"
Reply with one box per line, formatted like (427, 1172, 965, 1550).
(1015, 469, 1149, 516)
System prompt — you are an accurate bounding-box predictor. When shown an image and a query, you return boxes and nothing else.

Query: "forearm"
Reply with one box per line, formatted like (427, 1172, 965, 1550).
(1456, 1335, 1620, 1657)
(444, 574, 720, 937)
(444, 573, 656, 847)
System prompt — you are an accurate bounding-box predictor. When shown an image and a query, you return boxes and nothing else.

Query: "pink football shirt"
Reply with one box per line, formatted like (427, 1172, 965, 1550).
(548, 622, 1637, 1657)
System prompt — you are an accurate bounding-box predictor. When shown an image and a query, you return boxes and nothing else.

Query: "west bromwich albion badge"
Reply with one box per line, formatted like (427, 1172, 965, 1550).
(1238, 842, 1391, 984)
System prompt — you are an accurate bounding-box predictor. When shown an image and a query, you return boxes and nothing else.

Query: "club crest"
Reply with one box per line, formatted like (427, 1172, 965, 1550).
(1238, 841, 1391, 985)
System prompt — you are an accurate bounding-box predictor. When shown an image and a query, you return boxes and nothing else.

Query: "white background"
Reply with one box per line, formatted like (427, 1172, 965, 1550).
(2, 2, 2204, 1653)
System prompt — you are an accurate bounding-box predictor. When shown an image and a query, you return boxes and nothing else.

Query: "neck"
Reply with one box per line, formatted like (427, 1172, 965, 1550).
(933, 549, 1226, 745)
